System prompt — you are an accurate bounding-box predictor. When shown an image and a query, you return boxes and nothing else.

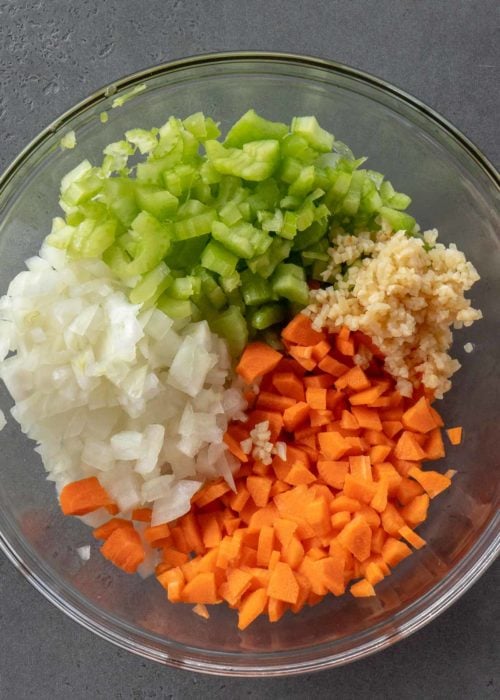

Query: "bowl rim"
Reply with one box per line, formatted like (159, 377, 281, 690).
(0, 51, 498, 677)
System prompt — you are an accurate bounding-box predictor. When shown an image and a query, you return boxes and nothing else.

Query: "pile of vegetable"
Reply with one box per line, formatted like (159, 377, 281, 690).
(0, 109, 477, 630)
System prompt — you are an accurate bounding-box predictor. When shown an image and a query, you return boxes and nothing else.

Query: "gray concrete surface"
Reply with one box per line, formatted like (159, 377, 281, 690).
(0, 1, 498, 698)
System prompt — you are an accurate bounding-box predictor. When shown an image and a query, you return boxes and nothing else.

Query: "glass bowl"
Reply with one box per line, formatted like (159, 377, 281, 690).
(0, 52, 498, 677)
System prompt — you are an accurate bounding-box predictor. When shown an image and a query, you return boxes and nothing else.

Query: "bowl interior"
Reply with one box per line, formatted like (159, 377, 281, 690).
(0, 55, 498, 675)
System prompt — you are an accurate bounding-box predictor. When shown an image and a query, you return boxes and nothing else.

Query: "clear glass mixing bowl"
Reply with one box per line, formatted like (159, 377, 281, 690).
(0, 53, 498, 676)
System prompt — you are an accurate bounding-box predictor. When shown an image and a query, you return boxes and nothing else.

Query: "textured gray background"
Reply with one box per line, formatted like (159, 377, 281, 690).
(0, 1, 498, 698)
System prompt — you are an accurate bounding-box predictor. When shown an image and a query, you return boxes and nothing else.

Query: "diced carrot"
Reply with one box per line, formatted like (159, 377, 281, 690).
(424, 428, 446, 460)
(340, 410, 360, 430)
(282, 401, 310, 432)
(304, 498, 331, 536)
(408, 467, 451, 499)
(364, 562, 385, 585)
(381, 537, 412, 567)
(267, 561, 300, 604)
(268, 597, 287, 622)
(336, 332, 355, 357)
(284, 462, 316, 486)
(350, 579, 376, 597)
(399, 525, 426, 549)
(343, 474, 377, 504)
(236, 342, 283, 384)
(363, 429, 394, 447)
(402, 396, 437, 434)
(382, 420, 403, 438)
(223, 431, 249, 463)
(105, 504, 119, 515)
(281, 535, 305, 569)
(391, 458, 421, 477)
(380, 503, 406, 536)
(197, 513, 223, 548)
(318, 431, 350, 460)
(305, 386, 327, 410)
(330, 511, 351, 529)
(60, 477, 113, 516)
(228, 486, 250, 513)
(370, 527, 387, 554)
(93, 518, 133, 541)
(224, 517, 242, 536)
(247, 503, 279, 532)
(446, 426, 463, 445)
(131, 507, 152, 522)
(215, 535, 243, 569)
(394, 431, 427, 461)
(357, 505, 381, 530)
(369, 444, 392, 464)
(182, 571, 219, 604)
(144, 523, 172, 547)
(289, 345, 317, 371)
(330, 495, 362, 513)
(272, 372, 305, 402)
(317, 459, 349, 489)
(282, 314, 325, 346)
(311, 340, 331, 362)
(170, 526, 190, 554)
(100, 527, 145, 574)
(193, 479, 231, 508)
(161, 548, 190, 568)
(304, 373, 336, 389)
(247, 475, 273, 508)
(372, 462, 402, 495)
(318, 354, 349, 377)
(349, 455, 372, 481)
(256, 392, 296, 413)
(273, 518, 298, 548)
(256, 525, 275, 567)
(337, 515, 372, 562)
(395, 477, 424, 505)
(349, 385, 386, 406)
(400, 494, 430, 527)
(238, 588, 268, 630)
(370, 479, 389, 513)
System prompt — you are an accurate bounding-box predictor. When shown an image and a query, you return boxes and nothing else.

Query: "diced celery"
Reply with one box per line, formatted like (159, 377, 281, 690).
(61, 171, 103, 207)
(365, 169, 384, 189)
(200, 160, 222, 184)
(291, 116, 334, 153)
(388, 192, 412, 210)
(288, 165, 315, 197)
(157, 296, 193, 319)
(379, 207, 416, 232)
(250, 303, 286, 330)
(205, 139, 280, 182)
(271, 263, 309, 305)
(164, 235, 209, 270)
(380, 180, 395, 202)
(224, 109, 288, 147)
(195, 270, 227, 310)
(163, 164, 198, 197)
(168, 275, 200, 300)
(125, 128, 158, 154)
(240, 269, 275, 306)
(136, 154, 180, 184)
(201, 240, 238, 277)
(281, 134, 317, 162)
(183, 112, 221, 141)
(211, 220, 255, 258)
(341, 170, 365, 216)
(174, 210, 217, 240)
(280, 210, 298, 240)
(129, 263, 172, 304)
(192, 183, 213, 205)
(324, 171, 352, 211)
(248, 236, 292, 278)
(280, 157, 303, 184)
(311, 259, 329, 280)
(220, 270, 241, 294)
(135, 185, 179, 219)
(103, 178, 138, 227)
(292, 219, 328, 251)
(296, 203, 315, 231)
(261, 209, 283, 234)
(210, 306, 248, 357)
(105, 212, 172, 277)
(280, 194, 302, 210)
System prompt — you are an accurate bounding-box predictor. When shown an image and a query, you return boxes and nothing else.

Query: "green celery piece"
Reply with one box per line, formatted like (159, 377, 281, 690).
(46, 219, 75, 249)
(216, 175, 244, 206)
(249, 227, 273, 256)
(379, 207, 416, 232)
(183, 112, 221, 141)
(279, 157, 303, 184)
(65, 210, 85, 226)
(157, 296, 193, 320)
(129, 263, 172, 304)
(219, 201, 243, 226)
(292, 219, 328, 251)
(290, 116, 334, 153)
(341, 170, 366, 216)
(365, 169, 384, 189)
(261, 208, 283, 234)
(220, 270, 241, 294)
(324, 171, 352, 211)
(201, 240, 238, 277)
(296, 203, 315, 231)
(311, 259, 329, 281)
(224, 109, 288, 147)
(248, 236, 292, 278)
(168, 275, 200, 300)
(125, 128, 158, 154)
(164, 235, 209, 269)
(301, 249, 329, 264)
(195, 270, 227, 310)
(61, 171, 103, 207)
(174, 210, 217, 240)
(200, 161, 222, 184)
(211, 220, 255, 258)
(210, 306, 248, 357)
(280, 194, 302, 210)
(280, 210, 298, 240)
(163, 164, 198, 197)
(271, 263, 309, 305)
(192, 183, 213, 205)
(380, 180, 395, 202)
(78, 200, 108, 221)
(288, 165, 316, 197)
(388, 192, 412, 210)
(240, 269, 275, 306)
(250, 178, 282, 210)
(79, 219, 116, 258)
(226, 288, 245, 314)
(61, 160, 92, 193)
(205, 139, 280, 182)
(103, 178, 139, 227)
(136, 154, 181, 185)
(104, 212, 172, 278)
(181, 130, 202, 162)
(176, 198, 208, 218)
(101, 140, 135, 175)
(135, 184, 179, 219)
(250, 303, 286, 330)
(281, 133, 317, 162)
(238, 201, 252, 221)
